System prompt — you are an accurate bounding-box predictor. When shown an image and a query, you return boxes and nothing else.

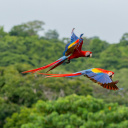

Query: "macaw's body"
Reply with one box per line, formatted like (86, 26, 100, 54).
(65, 35, 92, 62)
(22, 29, 92, 73)
(68, 49, 92, 60)
(39, 68, 119, 90)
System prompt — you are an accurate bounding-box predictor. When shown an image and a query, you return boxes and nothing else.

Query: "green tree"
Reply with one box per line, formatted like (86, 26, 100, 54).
(119, 33, 128, 46)
(45, 29, 59, 39)
(4, 95, 128, 128)
(9, 20, 45, 37)
(62, 37, 70, 44)
(0, 23, 128, 128)
(0, 97, 19, 128)
(120, 33, 128, 42)
(89, 38, 109, 57)
(0, 26, 7, 38)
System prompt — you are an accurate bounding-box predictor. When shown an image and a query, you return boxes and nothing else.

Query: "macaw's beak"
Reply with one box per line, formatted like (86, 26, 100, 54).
(90, 53, 92, 57)
(109, 74, 114, 78)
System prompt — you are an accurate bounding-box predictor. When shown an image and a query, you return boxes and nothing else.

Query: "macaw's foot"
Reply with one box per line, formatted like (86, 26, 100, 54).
(66, 59, 70, 64)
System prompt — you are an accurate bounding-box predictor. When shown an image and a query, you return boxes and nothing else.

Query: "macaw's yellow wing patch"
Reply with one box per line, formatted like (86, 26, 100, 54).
(91, 68, 103, 73)
(68, 39, 79, 49)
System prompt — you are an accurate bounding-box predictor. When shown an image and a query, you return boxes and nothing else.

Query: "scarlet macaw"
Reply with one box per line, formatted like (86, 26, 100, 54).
(39, 68, 119, 90)
(22, 29, 92, 73)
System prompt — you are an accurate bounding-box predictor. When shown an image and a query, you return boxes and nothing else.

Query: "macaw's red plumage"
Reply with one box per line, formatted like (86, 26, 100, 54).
(22, 29, 92, 74)
(39, 68, 119, 90)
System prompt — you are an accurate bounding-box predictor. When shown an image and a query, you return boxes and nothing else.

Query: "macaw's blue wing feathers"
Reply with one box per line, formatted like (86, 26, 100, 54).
(63, 28, 79, 56)
(85, 70, 97, 77)
(84, 69, 119, 90)
(39, 68, 119, 90)
(80, 33, 84, 38)
(92, 73, 112, 84)
(63, 29, 84, 56)
(71, 28, 79, 43)
(64, 28, 78, 50)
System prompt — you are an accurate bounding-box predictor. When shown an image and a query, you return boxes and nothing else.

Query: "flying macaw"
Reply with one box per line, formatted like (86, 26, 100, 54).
(22, 29, 92, 73)
(39, 68, 119, 90)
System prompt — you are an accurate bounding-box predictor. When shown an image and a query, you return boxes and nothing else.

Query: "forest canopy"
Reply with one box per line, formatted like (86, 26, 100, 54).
(0, 20, 128, 128)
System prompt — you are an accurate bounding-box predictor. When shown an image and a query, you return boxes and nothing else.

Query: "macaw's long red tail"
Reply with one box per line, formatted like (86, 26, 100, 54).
(22, 56, 68, 74)
(39, 72, 82, 78)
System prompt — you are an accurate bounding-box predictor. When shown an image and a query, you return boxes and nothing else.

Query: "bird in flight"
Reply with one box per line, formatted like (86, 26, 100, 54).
(22, 28, 92, 73)
(39, 68, 119, 90)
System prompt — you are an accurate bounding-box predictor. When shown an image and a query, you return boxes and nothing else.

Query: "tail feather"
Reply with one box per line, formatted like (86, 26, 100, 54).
(38, 73, 59, 75)
(46, 60, 66, 73)
(39, 72, 82, 78)
(22, 56, 67, 74)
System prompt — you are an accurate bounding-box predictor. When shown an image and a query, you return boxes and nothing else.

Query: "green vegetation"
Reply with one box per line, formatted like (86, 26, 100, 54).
(0, 20, 128, 127)
(4, 95, 128, 128)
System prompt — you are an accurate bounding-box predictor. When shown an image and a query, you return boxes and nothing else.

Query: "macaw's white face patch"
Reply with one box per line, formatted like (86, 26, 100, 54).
(85, 52, 92, 57)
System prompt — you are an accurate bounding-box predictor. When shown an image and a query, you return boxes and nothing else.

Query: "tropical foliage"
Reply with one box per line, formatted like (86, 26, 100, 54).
(4, 95, 128, 128)
(0, 20, 128, 127)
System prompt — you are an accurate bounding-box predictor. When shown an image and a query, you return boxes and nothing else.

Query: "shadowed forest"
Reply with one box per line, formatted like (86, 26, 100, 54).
(0, 20, 128, 128)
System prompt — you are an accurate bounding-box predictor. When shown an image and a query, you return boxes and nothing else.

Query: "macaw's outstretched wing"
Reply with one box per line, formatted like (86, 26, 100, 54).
(39, 68, 119, 90)
(70, 28, 79, 43)
(84, 68, 119, 90)
(63, 39, 80, 56)
(63, 28, 80, 56)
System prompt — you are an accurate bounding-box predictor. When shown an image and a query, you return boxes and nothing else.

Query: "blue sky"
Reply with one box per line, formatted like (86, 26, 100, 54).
(0, 0, 128, 43)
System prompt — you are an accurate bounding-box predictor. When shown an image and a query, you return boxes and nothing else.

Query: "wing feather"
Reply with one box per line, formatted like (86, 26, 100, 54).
(63, 29, 84, 56)
(84, 69, 119, 90)
(39, 68, 119, 90)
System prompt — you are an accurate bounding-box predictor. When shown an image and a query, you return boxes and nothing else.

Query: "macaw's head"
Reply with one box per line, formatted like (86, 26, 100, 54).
(84, 51, 92, 58)
(108, 71, 114, 78)
(97, 68, 115, 78)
